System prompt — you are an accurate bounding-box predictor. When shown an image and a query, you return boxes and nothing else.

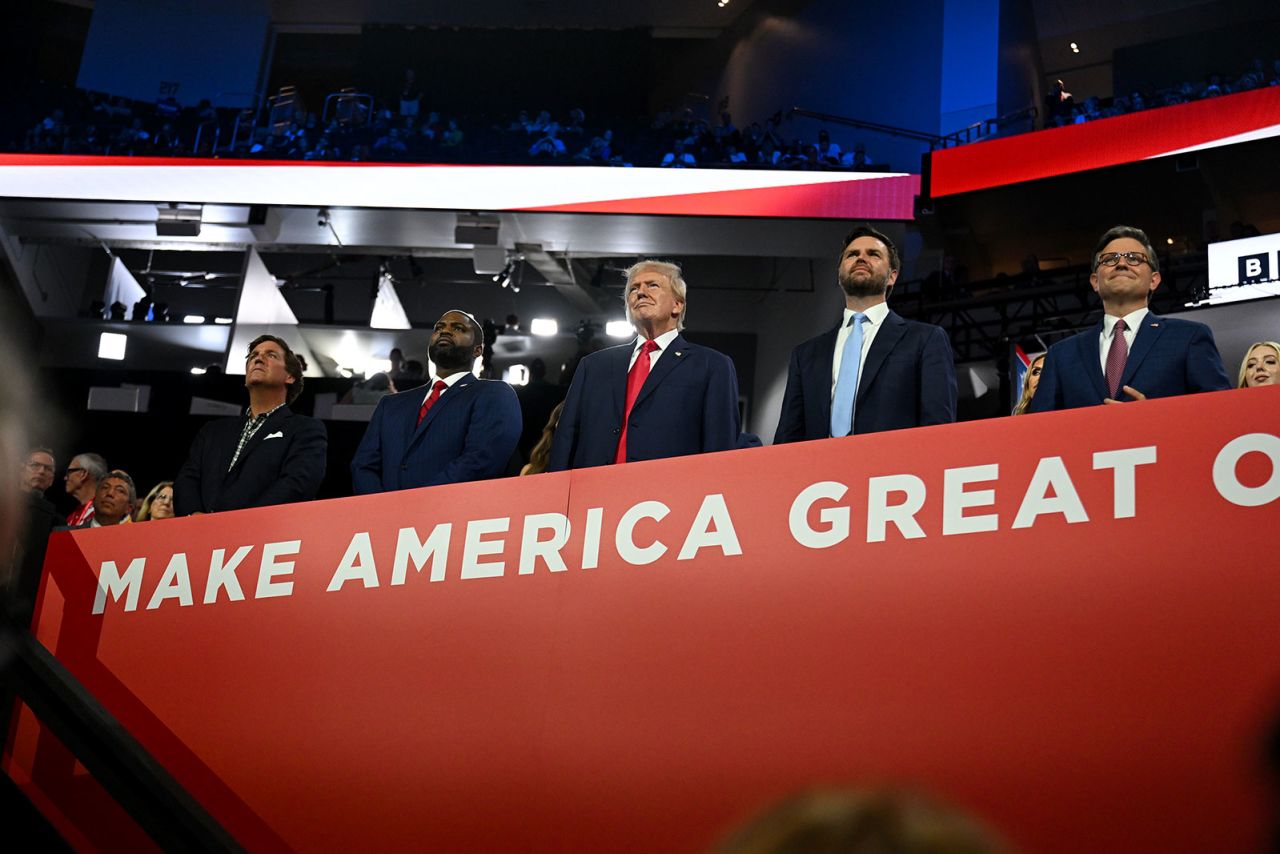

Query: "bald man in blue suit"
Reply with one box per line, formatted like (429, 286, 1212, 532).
(351, 310, 521, 493)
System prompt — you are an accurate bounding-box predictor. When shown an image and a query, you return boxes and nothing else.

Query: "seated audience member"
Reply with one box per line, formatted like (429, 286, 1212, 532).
(440, 120, 464, 147)
(528, 124, 566, 157)
(725, 144, 748, 164)
(715, 786, 1004, 854)
(134, 480, 175, 521)
(1238, 341, 1280, 387)
(816, 129, 842, 165)
(661, 140, 696, 168)
(1012, 354, 1046, 415)
(841, 143, 870, 169)
(75, 470, 136, 528)
(526, 110, 552, 134)
(20, 448, 56, 496)
(63, 452, 108, 526)
(175, 335, 327, 515)
(520, 401, 564, 476)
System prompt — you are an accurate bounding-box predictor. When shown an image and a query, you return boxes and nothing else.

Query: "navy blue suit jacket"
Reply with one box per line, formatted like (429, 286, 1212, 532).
(548, 334, 740, 470)
(773, 309, 957, 443)
(1028, 313, 1230, 412)
(351, 373, 521, 493)
(175, 405, 327, 515)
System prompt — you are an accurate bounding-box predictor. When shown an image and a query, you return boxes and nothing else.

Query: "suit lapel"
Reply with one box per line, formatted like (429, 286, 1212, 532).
(856, 311, 906, 404)
(1118, 313, 1165, 392)
(230, 406, 289, 472)
(812, 326, 839, 427)
(412, 373, 474, 443)
(608, 342, 631, 418)
(1079, 321, 1109, 400)
(633, 334, 690, 410)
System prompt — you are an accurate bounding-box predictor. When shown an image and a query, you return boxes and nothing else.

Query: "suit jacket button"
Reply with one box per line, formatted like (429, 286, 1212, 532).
(612, 427, 621, 435)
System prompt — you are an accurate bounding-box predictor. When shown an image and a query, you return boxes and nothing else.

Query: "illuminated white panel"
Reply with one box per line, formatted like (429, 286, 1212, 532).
(98, 332, 127, 360)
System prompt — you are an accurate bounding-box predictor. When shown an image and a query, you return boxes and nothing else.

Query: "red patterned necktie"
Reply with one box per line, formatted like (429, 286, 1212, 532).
(615, 339, 659, 464)
(1105, 319, 1129, 399)
(416, 379, 448, 427)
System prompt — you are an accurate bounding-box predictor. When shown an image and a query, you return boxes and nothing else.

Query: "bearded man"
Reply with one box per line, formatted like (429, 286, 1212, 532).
(351, 309, 521, 493)
(773, 225, 957, 442)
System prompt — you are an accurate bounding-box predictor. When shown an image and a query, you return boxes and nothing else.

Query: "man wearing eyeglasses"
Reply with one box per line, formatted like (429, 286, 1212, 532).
(1029, 225, 1230, 412)
(19, 448, 56, 496)
(63, 452, 108, 526)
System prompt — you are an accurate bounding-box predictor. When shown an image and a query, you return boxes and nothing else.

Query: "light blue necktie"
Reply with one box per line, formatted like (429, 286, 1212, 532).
(830, 312, 867, 437)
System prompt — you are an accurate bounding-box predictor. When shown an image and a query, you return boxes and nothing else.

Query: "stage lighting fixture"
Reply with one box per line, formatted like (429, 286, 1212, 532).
(530, 318, 558, 337)
(606, 320, 632, 338)
(98, 332, 127, 361)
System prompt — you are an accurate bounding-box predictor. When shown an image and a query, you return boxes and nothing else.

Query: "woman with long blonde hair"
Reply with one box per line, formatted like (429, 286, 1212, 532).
(134, 480, 175, 521)
(1012, 354, 1045, 415)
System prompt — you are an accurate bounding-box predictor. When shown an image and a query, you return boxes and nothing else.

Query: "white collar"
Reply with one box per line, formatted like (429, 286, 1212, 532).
(842, 301, 890, 326)
(634, 328, 680, 353)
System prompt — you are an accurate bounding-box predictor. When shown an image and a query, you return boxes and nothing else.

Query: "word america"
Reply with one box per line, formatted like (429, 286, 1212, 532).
(92, 435, 1279, 615)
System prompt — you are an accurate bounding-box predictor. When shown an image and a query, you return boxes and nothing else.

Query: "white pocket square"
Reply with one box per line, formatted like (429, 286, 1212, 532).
(263, 431, 284, 440)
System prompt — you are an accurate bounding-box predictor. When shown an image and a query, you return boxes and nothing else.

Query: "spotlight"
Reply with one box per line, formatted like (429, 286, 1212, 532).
(530, 318, 558, 337)
(182, 315, 206, 324)
(1070, 42, 1079, 53)
(606, 320, 633, 338)
(98, 332, 127, 361)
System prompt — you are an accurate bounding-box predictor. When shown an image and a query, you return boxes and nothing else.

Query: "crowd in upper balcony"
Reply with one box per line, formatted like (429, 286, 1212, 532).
(1042, 56, 1280, 129)
(11, 50, 1280, 171)
(12, 74, 886, 173)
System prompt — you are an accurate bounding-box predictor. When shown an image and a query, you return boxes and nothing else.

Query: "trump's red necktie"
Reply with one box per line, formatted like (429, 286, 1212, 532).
(416, 379, 447, 427)
(615, 339, 659, 464)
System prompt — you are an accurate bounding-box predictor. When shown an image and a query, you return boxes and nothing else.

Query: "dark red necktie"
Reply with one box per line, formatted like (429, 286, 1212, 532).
(1105, 319, 1129, 398)
(416, 379, 447, 427)
(615, 339, 659, 464)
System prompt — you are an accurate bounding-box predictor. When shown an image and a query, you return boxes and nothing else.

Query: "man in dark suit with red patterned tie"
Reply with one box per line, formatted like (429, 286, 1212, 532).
(548, 260, 740, 470)
(351, 310, 521, 493)
(1029, 225, 1230, 411)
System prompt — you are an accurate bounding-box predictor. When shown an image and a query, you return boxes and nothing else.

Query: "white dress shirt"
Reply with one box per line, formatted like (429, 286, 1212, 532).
(628, 328, 680, 370)
(423, 370, 469, 405)
(1098, 307, 1148, 375)
(830, 301, 890, 401)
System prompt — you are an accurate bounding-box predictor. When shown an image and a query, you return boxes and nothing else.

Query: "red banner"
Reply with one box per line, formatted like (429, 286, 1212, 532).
(7, 387, 1280, 851)
(931, 87, 1280, 196)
